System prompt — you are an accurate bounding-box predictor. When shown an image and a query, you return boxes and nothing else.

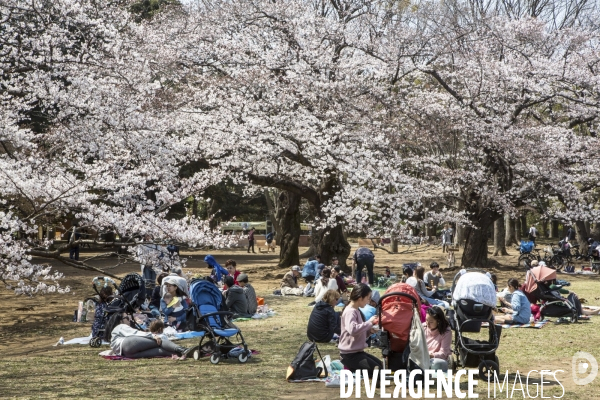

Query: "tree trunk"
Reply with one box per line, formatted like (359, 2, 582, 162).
(575, 221, 589, 255)
(493, 216, 508, 256)
(461, 212, 495, 268)
(590, 223, 600, 241)
(505, 216, 518, 246)
(390, 237, 399, 253)
(314, 225, 352, 271)
(277, 191, 301, 268)
(425, 224, 435, 238)
(515, 218, 522, 242)
(264, 189, 283, 243)
(520, 213, 528, 237)
(550, 220, 559, 238)
(455, 224, 465, 247)
(541, 219, 548, 239)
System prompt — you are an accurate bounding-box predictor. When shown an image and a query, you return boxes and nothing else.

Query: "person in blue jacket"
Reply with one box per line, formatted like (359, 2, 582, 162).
(204, 255, 229, 283)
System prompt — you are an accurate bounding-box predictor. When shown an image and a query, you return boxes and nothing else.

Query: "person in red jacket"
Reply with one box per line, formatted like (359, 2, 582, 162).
(225, 259, 241, 285)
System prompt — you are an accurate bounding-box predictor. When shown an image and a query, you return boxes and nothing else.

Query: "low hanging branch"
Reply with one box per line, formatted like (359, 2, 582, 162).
(27, 248, 123, 281)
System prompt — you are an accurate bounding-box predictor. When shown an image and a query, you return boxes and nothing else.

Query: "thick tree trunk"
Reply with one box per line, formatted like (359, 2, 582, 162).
(550, 220, 559, 238)
(425, 224, 435, 238)
(461, 212, 495, 268)
(264, 189, 283, 243)
(575, 221, 589, 255)
(493, 216, 508, 256)
(314, 225, 352, 271)
(590, 223, 600, 241)
(505, 216, 518, 246)
(277, 191, 301, 268)
(390, 237, 399, 253)
(515, 218, 522, 242)
(541, 219, 548, 239)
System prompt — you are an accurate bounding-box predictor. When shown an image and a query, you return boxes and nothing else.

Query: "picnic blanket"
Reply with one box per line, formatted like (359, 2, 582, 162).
(100, 348, 260, 360)
(62, 335, 109, 346)
(483, 320, 549, 329)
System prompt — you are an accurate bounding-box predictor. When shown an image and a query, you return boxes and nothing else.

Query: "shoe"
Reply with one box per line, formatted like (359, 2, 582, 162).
(177, 347, 193, 360)
(308, 301, 316, 306)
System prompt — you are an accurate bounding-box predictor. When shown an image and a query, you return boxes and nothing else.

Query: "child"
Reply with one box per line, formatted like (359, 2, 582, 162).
(161, 293, 186, 328)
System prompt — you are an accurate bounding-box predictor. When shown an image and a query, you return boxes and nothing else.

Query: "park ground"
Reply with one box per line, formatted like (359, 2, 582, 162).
(1, 241, 599, 399)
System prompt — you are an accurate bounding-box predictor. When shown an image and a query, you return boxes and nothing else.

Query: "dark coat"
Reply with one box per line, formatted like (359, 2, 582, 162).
(307, 301, 339, 343)
(225, 285, 250, 318)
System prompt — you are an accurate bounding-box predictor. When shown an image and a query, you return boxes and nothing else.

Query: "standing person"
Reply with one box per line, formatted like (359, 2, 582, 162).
(247, 227, 256, 254)
(528, 224, 538, 244)
(566, 226, 576, 242)
(352, 247, 375, 285)
(69, 226, 81, 261)
(266, 231, 275, 251)
(338, 284, 382, 377)
(237, 273, 258, 315)
(441, 224, 453, 253)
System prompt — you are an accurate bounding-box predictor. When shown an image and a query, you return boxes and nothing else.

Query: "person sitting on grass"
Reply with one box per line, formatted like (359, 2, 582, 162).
(307, 289, 341, 343)
(312, 268, 338, 305)
(338, 283, 382, 378)
(149, 273, 168, 318)
(161, 292, 186, 329)
(495, 278, 531, 325)
(109, 312, 191, 359)
(411, 266, 450, 310)
(423, 306, 452, 372)
(224, 276, 251, 318)
(238, 273, 258, 315)
(280, 266, 304, 296)
(225, 259, 241, 285)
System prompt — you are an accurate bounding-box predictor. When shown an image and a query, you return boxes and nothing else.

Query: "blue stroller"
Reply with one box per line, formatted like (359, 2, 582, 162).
(188, 279, 250, 364)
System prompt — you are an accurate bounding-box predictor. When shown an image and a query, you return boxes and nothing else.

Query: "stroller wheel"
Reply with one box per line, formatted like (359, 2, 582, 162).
(238, 352, 249, 363)
(189, 346, 200, 361)
(478, 360, 499, 380)
(89, 337, 101, 348)
(210, 353, 220, 364)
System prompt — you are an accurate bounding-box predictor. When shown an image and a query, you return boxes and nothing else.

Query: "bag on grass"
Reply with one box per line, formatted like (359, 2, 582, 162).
(286, 342, 328, 381)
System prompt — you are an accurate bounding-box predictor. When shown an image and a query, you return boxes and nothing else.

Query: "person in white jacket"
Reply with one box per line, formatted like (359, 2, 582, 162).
(313, 269, 339, 303)
(110, 313, 190, 359)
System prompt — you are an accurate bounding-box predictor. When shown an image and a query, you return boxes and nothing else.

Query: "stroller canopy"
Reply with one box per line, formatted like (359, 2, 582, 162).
(117, 273, 146, 308)
(452, 272, 496, 308)
(204, 255, 229, 282)
(380, 283, 421, 353)
(523, 265, 557, 294)
(190, 279, 222, 309)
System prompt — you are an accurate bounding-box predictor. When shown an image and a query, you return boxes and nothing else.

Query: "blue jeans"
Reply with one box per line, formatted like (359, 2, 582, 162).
(422, 296, 450, 310)
(142, 265, 156, 289)
(69, 246, 80, 260)
(355, 256, 374, 285)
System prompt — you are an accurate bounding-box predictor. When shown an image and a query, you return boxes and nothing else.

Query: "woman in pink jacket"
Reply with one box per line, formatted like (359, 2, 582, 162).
(338, 283, 382, 377)
(423, 306, 452, 371)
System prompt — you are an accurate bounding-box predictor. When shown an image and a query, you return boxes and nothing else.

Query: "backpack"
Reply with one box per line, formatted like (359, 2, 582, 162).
(286, 342, 328, 381)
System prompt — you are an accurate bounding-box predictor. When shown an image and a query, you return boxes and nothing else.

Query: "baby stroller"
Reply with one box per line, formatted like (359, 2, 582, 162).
(522, 265, 578, 322)
(188, 279, 250, 364)
(90, 273, 147, 347)
(450, 269, 501, 380)
(588, 239, 600, 273)
(377, 283, 429, 373)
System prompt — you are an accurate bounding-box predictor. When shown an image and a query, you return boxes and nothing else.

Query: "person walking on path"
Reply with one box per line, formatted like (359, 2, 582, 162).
(528, 224, 538, 244)
(247, 227, 256, 253)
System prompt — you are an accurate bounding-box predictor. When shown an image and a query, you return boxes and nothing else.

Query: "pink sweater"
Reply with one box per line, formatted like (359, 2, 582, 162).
(423, 323, 452, 359)
(338, 307, 373, 354)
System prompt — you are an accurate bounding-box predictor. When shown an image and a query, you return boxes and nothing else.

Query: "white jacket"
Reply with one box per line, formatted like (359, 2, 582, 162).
(313, 278, 339, 303)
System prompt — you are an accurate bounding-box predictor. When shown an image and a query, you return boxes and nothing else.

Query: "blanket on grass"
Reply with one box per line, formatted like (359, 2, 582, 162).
(482, 320, 549, 329)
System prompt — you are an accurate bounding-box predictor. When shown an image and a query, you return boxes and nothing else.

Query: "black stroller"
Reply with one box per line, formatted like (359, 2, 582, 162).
(522, 265, 578, 322)
(449, 269, 501, 380)
(89, 273, 147, 347)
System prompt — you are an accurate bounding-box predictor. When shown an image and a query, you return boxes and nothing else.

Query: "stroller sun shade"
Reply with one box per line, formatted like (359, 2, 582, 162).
(452, 272, 496, 308)
(117, 273, 146, 308)
(523, 265, 557, 294)
(380, 283, 421, 353)
(190, 279, 222, 309)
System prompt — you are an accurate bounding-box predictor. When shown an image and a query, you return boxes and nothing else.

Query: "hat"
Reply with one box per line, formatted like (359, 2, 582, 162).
(291, 265, 300, 271)
(371, 291, 381, 304)
(238, 273, 249, 283)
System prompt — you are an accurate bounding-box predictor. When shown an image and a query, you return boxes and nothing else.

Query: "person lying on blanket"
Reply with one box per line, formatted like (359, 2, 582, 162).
(494, 278, 531, 325)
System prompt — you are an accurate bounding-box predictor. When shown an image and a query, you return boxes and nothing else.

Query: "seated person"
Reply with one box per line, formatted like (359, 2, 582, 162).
(423, 262, 446, 289)
(403, 266, 416, 285)
(307, 290, 341, 343)
(495, 278, 531, 324)
(313, 268, 339, 304)
(149, 273, 168, 318)
(161, 292, 186, 328)
(238, 273, 258, 315)
(423, 306, 452, 372)
(301, 258, 319, 283)
(225, 259, 240, 285)
(280, 266, 304, 296)
(412, 266, 450, 309)
(223, 276, 251, 318)
(109, 312, 190, 359)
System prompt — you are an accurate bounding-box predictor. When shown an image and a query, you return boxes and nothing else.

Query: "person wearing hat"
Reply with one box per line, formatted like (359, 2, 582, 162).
(238, 273, 257, 315)
(280, 266, 304, 296)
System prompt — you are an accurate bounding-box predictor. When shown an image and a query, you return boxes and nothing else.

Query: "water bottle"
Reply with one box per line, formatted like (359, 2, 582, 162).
(529, 315, 535, 326)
